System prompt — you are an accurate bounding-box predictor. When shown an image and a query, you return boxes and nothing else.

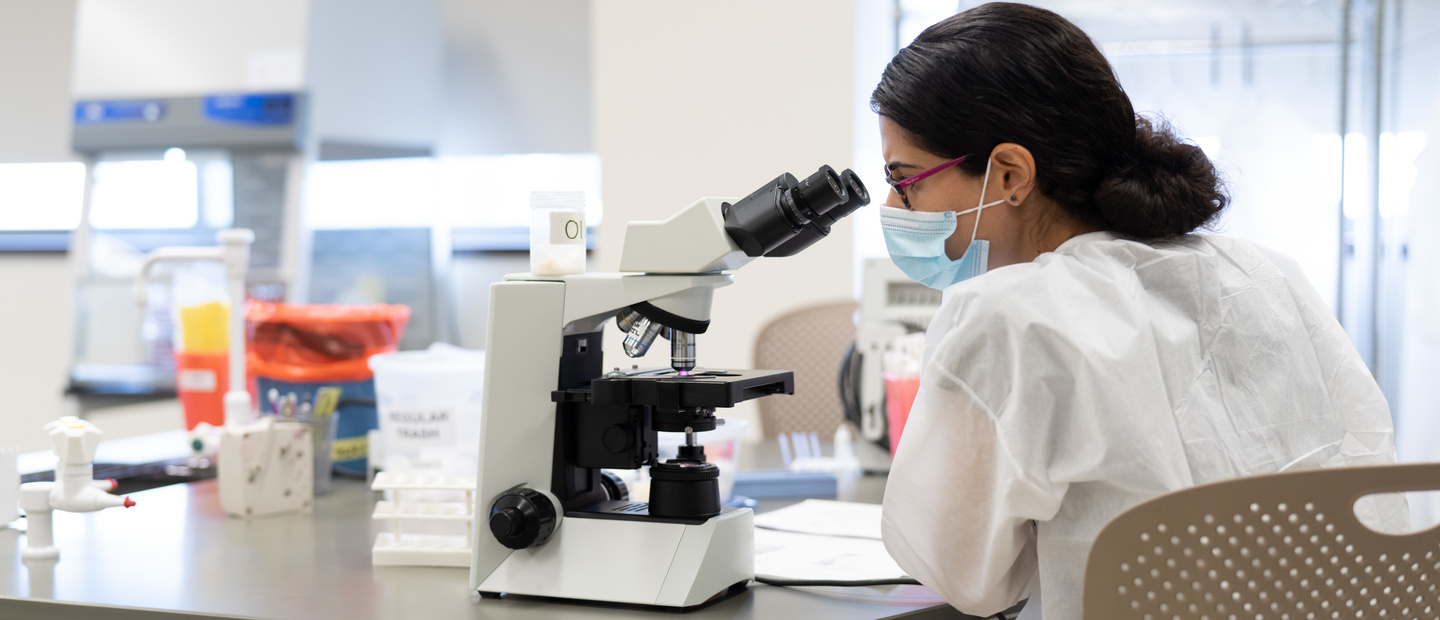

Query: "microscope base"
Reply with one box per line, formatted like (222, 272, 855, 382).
(476, 506, 753, 608)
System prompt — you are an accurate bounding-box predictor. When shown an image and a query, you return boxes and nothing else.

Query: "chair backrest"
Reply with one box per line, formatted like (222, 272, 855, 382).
(754, 301, 858, 439)
(1084, 463, 1440, 620)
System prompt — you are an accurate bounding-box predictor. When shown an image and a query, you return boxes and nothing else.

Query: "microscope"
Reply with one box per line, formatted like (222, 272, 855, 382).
(469, 165, 869, 608)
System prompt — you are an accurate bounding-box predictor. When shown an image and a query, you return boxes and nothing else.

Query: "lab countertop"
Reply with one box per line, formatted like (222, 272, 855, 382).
(0, 442, 972, 620)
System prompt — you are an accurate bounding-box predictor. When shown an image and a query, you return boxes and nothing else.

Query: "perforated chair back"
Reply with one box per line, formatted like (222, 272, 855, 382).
(1084, 463, 1440, 620)
(754, 301, 858, 439)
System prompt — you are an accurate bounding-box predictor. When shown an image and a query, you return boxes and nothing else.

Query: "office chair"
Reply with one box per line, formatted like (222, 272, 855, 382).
(1084, 463, 1440, 619)
(754, 301, 859, 438)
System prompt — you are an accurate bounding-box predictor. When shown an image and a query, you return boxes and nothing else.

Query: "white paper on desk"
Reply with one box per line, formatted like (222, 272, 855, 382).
(754, 528, 910, 582)
(753, 499, 883, 540)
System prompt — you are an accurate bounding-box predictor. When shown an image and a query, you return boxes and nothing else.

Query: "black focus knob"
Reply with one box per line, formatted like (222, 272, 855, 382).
(488, 488, 557, 550)
(489, 507, 524, 538)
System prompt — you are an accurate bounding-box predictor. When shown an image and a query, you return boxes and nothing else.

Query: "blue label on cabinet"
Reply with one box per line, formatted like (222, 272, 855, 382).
(73, 100, 167, 124)
(203, 93, 296, 126)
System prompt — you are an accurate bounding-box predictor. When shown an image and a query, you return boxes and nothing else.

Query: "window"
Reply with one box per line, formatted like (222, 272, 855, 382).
(89, 157, 198, 229)
(0, 162, 87, 231)
(0, 149, 233, 250)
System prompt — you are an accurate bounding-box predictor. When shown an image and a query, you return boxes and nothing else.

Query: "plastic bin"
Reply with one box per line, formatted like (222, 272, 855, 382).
(368, 343, 485, 477)
(246, 302, 409, 476)
(253, 377, 371, 489)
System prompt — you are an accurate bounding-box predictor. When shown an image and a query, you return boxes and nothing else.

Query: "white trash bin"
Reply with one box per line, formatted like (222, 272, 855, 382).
(368, 343, 485, 477)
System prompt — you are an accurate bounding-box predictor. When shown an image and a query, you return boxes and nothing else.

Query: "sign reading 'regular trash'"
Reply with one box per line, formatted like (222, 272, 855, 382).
(386, 407, 455, 446)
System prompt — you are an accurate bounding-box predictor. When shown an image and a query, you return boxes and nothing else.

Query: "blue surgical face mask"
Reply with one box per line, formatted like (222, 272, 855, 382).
(881, 156, 1007, 290)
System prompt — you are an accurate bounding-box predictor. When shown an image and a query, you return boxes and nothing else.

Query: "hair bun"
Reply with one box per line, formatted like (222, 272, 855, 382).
(1092, 116, 1228, 240)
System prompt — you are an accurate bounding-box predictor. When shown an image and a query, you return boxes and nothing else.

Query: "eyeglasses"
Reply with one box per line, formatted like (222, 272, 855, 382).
(884, 154, 971, 209)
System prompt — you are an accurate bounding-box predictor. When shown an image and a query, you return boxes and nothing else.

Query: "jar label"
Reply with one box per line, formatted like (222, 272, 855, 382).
(178, 368, 217, 392)
(549, 211, 586, 245)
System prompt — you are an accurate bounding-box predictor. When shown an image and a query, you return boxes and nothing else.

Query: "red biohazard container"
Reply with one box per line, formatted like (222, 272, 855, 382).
(175, 351, 228, 429)
(883, 373, 922, 455)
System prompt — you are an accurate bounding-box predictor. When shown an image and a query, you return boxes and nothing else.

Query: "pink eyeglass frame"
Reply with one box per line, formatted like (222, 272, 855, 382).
(884, 153, 972, 209)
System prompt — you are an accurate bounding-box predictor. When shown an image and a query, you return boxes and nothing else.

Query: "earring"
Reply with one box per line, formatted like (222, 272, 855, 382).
(1009, 195, 1017, 203)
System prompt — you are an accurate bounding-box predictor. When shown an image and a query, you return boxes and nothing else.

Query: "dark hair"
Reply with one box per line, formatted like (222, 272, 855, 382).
(871, 2, 1227, 240)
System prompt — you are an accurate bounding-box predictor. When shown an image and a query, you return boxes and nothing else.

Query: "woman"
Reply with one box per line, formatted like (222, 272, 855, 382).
(873, 4, 1409, 619)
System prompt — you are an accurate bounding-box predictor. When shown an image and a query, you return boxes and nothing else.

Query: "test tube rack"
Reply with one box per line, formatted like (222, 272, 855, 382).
(370, 471, 477, 567)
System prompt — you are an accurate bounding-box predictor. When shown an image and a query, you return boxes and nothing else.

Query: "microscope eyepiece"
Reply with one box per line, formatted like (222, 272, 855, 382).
(723, 165, 871, 258)
(841, 168, 868, 207)
(794, 165, 847, 220)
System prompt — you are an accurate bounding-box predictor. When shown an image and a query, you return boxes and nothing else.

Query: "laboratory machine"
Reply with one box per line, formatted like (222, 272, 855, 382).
(471, 165, 870, 608)
(840, 258, 942, 473)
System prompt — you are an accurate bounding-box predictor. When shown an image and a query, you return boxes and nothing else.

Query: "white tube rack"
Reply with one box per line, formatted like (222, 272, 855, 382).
(370, 471, 476, 568)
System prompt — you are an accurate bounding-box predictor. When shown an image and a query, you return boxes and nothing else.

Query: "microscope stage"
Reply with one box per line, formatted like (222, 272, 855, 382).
(565, 368, 795, 410)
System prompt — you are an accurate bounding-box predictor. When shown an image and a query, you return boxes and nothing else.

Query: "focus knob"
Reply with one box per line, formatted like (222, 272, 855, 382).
(488, 488, 557, 550)
(489, 507, 524, 538)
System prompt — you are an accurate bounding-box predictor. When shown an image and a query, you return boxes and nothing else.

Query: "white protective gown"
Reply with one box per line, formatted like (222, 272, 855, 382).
(881, 232, 1409, 620)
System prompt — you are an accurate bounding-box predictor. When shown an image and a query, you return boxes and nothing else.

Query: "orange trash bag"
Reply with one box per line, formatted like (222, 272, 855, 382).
(245, 302, 411, 383)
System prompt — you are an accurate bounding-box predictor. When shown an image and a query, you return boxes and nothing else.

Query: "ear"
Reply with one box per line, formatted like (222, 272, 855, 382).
(989, 143, 1037, 204)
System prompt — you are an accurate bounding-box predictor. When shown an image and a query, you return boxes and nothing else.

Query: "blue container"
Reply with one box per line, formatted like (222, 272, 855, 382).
(254, 376, 377, 476)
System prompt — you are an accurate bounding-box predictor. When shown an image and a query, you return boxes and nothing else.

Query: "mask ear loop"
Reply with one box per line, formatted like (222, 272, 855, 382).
(970, 156, 997, 247)
(949, 155, 1008, 252)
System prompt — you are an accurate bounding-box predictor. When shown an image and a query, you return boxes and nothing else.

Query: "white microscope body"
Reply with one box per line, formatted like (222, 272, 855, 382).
(19, 418, 134, 561)
(470, 167, 870, 608)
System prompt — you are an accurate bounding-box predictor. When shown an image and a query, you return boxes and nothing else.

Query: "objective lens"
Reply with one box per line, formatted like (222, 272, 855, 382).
(671, 330, 696, 374)
(622, 315, 664, 357)
(616, 309, 644, 334)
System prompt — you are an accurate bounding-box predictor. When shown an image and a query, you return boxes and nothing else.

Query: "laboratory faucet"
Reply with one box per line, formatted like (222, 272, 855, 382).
(134, 228, 255, 427)
(19, 418, 134, 561)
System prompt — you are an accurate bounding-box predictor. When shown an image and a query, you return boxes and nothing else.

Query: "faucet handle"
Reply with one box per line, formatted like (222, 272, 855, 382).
(42, 416, 81, 434)
(47, 419, 103, 467)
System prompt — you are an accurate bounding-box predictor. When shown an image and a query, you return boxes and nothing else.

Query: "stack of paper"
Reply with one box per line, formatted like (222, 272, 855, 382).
(753, 499, 910, 582)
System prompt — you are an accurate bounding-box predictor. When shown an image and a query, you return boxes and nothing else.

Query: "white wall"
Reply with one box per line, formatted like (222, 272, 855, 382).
(70, 0, 309, 97)
(306, 0, 444, 150)
(0, 255, 73, 451)
(0, 0, 80, 451)
(590, 0, 858, 436)
(437, 0, 591, 156)
(0, 0, 78, 163)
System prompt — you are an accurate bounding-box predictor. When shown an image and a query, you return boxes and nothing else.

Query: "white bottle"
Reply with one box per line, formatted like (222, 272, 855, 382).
(530, 191, 587, 276)
(833, 424, 862, 502)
